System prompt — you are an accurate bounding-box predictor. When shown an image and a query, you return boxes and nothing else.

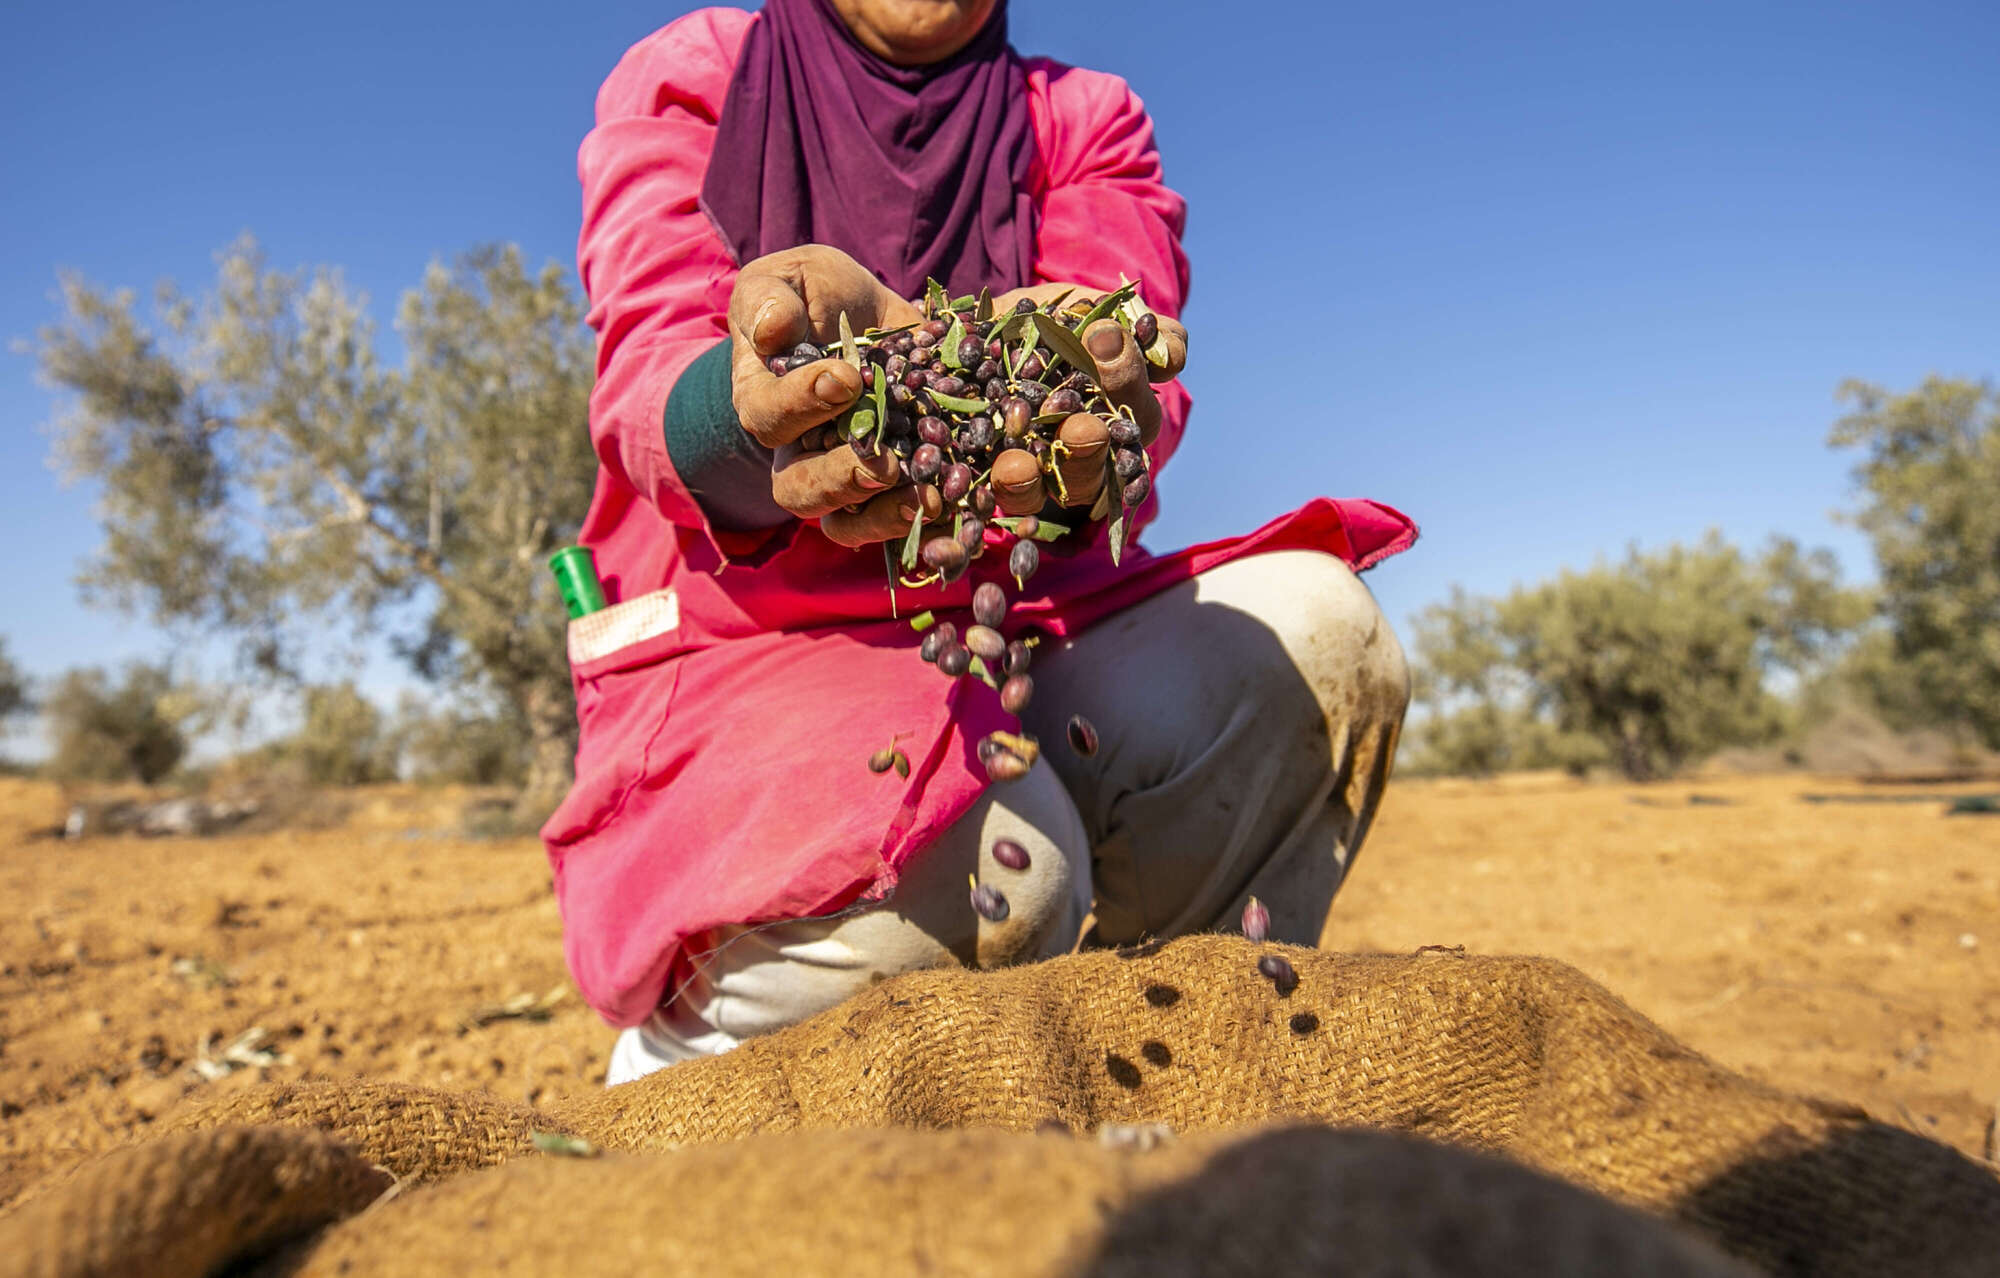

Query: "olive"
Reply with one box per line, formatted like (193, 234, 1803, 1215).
(999, 674, 1034, 715)
(868, 747, 897, 773)
(972, 582, 1008, 628)
(1132, 312, 1159, 347)
(791, 341, 825, 361)
(902, 368, 927, 390)
(923, 317, 952, 341)
(974, 358, 1001, 382)
(937, 644, 971, 678)
(941, 463, 972, 503)
(991, 839, 1031, 871)
(965, 625, 1007, 663)
(910, 443, 944, 484)
(985, 750, 1030, 782)
(919, 416, 951, 447)
(1019, 353, 1046, 380)
(983, 377, 1009, 403)
(958, 336, 987, 367)
(1004, 639, 1032, 676)
(970, 485, 997, 518)
(1010, 539, 1040, 586)
(1107, 418, 1142, 448)
(1242, 897, 1271, 943)
(933, 375, 968, 399)
(956, 516, 985, 553)
(1002, 398, 1033, 440)
(921, 535, 967, 573)
(766, 355, 788, 376)
(1044, 388, 1085, 417)
(1115, 448, 1145, 481)
(1257, 954, 1298, 996)
(1121, 472, 1151, 506)
(970, 882, 1011, 921)
(1066, 714, 1099, 758)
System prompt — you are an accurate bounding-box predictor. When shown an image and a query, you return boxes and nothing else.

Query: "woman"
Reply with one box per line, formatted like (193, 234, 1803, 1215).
(549, 0, 1417, 1083)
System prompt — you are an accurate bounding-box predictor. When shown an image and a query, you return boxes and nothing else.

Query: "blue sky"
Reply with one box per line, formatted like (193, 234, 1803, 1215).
(3, 0, 1995, 748)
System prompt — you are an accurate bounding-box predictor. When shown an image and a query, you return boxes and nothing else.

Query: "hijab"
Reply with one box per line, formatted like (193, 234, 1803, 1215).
(700, 0, 1036, 299)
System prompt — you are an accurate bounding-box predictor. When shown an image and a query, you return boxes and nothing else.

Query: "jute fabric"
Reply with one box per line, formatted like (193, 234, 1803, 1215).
(5, 936, 1996, 1277)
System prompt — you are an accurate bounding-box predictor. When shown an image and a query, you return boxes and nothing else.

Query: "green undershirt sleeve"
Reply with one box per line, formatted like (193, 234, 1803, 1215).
(662, 339, 789, 532)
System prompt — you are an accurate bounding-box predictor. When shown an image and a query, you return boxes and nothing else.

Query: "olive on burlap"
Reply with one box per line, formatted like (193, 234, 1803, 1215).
(46, 936, 2000, 1277)
(0, 1125, 388, 1278)
(262, 1125, 1752, 1278)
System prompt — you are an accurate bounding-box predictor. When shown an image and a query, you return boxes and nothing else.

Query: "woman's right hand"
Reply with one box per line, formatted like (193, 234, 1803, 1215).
(728, 246, 928, 546)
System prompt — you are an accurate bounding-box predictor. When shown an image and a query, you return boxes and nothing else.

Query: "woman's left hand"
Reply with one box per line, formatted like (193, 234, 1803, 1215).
(983, 283, 1189, 516)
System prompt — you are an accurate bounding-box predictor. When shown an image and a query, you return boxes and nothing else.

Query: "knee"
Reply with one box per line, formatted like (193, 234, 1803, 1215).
(1203, 551, 1410, 735)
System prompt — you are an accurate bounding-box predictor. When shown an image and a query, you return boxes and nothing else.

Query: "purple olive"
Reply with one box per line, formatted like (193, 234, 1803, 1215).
(766, 355, 789, 376)
(919, 416, 951, 447)
(970, 486, 997, 518)
(1066, 714, 1099, 758)
(902, 368, 927, 390)
(965, 625, 1007, 664)
(1114, 448, 1145, 481)
(1044, 388, 1085, 417)
(937, 644, 972, 678)
(910, 443, 945, 484)
(1257, 954, 1298, 996)
(1001, 398, 1033, 440)
(1121, 472, 1151, 507)
(1010, 539, 1040, 585)
(984, 377, 1008, 403)
(1108, 418, 1142, 448)
(1000, 674, 1034, 715)
(941, 463, 972, 503)
(850, 429, 881, 461)
(934, 375, 968, 400)
(1004, 640, 1032, 676)
(921, 535, 967, 574)
(868, 747, 897, 774)
(923, 317, 952, 340)
(1242, 897, 1271, 943)
(1019, 353, 1046, 380)
(972, 582, 1007, 628)
(975, 358, 1001, 382)
(970, 882, 1011, 921)
(958, 336, 987, 367)
(991, 839, 1031, 871)
(956, 516, 985, 553)
(1133, 312, 1159, 347)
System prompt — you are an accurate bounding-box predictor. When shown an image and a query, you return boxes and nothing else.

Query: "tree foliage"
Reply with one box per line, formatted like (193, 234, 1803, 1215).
(273, 681, 399, 785)
(43, 663, 199, 785)
(1830, 377, 2000, 747)
(37, 238, 596, 805)
(0, 639, 28, 730)
(1408, 534, 1870, 780)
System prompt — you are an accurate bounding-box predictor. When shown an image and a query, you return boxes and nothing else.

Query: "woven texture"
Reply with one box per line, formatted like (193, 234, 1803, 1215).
(0, 1126, 387, 1278)
(10, 937, 1998, 1278)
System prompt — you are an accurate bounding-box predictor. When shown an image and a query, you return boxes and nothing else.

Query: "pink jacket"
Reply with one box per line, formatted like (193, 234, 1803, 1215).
(545, 8, 1417, 1027)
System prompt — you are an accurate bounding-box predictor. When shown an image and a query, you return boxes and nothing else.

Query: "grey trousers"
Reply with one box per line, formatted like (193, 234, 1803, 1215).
(606, 551, 1410, 1085)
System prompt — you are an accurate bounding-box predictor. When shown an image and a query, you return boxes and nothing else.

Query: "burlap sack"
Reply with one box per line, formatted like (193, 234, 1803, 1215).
(0, 1125, 387, 1278)
(18, 936, 1999, 1277)
(266, 1124, 1756, 1278)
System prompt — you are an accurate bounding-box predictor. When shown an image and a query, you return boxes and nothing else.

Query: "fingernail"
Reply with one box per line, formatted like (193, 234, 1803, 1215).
(753, 299, 779, 343)
(853, 465, 889, 492)
(815, 371, 854, 404)
(1086, 324, 1125, 361)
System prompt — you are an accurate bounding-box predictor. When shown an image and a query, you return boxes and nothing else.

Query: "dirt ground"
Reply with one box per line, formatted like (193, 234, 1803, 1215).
(1, 771, 1995, 1206)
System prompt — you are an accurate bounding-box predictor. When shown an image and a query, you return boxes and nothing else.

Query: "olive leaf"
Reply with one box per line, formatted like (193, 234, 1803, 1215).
(1107, 507, 1127, 567)
(966, 654, 1000, 690)
(975, 287, 994, 323)
(929, 390, 990, 414)
(838, 310, 861, 368)
(925, 278, 950, 316)
(1030, 311, 1097, 376)
(531, 1132, 599, 1159)
(847, 406, 877, 440)
(993, 516, 1072, 542)
(901, 503, 924, 571)
(1088, 455, 1119, 522)
(940, 312, 968, 370)
(1075, 282, 1138, 333)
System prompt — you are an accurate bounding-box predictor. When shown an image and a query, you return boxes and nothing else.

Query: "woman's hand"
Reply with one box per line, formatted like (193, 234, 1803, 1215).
(728, 246, 929, 545)
(984, 283, 1189, 516)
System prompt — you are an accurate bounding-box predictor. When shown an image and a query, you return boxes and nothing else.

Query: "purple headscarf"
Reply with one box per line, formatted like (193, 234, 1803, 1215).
(700, 0, 1037, 300)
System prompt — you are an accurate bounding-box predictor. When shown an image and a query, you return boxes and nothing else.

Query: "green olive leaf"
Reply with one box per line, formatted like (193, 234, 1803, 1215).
(940, 312, 968, 370)
(925, 278, 950, 316)
(928, 391, 990, 414)
(1107, 508, 1127, 567)
(1076, 283, 1138, 332)
(847, 406, 877, 440)
(966, 654, 1000, 690)
(901, 503, 924, 571)
(975, 288, 994, 323)
(1030, 311, 1098, 376)
(1088, 455, 1119, 522)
